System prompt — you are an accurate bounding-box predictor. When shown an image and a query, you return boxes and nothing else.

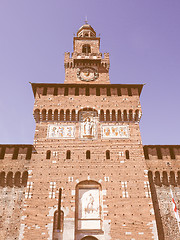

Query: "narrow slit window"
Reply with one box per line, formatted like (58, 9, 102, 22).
(66, 150, 71, 159)
(125, 150, 129, 159)
(86, 150, 90, 159)
(46, 150, 51, 159)
(106, 150, 110, 159)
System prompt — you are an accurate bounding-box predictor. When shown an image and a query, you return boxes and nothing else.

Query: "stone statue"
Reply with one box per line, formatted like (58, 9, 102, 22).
(83, 117, 94, 137)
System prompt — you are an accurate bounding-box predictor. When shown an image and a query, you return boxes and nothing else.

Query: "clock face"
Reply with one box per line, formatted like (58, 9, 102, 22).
(77, 67, 99, 82)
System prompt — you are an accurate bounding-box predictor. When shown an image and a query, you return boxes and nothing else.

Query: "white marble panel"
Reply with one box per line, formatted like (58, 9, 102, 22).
(47, 124, 75, 139)
(101, 125, 129, 139)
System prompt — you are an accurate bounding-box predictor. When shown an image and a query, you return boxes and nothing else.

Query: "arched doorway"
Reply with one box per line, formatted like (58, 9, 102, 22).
(81, 236, 98, 240)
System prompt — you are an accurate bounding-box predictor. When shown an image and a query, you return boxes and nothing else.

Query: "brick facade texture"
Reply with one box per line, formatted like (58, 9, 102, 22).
(0, 23, 179, 240)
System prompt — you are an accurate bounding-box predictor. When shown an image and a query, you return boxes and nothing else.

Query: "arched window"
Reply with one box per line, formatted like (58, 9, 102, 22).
(123, 110, 128, 121)
(42, 109, 46, 121)
(117, 110, 122, 121)
(71, 109, 76, 121)
(46, 150, 51, 159)
(66, 109, 70, 121)
(106, 110, 110, 121)
(170, 171, 176, 186)
(14, 172, 21, 187)
(66, 150, 71, 159)
(100, 110, 104, 121)
(22, 171, 28, 187)
(34, 109, 40, 122)
(112, 110, 116, 121)
(135, 109, 139, 122)
(154, 171, 161, 186)
(129, 109, 133, 121)
(48, 109, 52, 121)
(82, 44, 91, 54)
(162, 171, 169, 186)
(76, 180, 102, 231)
(54, 109, 58, 121)
(125, 150, 129, 159)
(0, 172, 5, 187)
(106, 150, 110, 159)
(7, 172, 13, 187)
(60, 110, 64, 121)
(86, 150, 90, 159)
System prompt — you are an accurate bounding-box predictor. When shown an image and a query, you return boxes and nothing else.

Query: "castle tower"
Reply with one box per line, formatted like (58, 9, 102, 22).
(64, 23, 110, 84)
(0, 23, 160, 240)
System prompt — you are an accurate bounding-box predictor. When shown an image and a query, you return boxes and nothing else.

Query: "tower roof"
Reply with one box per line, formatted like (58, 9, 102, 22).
(77, 23, 96, 37)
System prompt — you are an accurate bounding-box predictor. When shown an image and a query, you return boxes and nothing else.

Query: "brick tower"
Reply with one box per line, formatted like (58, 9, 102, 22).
(0, 23, 160, 240)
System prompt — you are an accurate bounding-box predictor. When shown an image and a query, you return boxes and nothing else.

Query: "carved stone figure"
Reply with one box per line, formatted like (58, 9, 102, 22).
(83, 117, 94, 137)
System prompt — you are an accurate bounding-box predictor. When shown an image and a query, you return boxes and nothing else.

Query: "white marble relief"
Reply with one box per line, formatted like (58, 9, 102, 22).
(47, 124, 75, 139)
(78, 188, 101, 230)
(79, 111, 98, 140)
(101, 125, 129, 139)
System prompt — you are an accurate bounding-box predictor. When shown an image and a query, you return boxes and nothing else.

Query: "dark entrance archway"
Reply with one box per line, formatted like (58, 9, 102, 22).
(81, 237, 98, 240)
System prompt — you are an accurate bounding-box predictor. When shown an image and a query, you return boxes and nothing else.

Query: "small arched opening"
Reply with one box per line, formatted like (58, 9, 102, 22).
(34, 109, 40, 122)
(54, 109, 58, 121)
(42, 109, 46, 121)
(7, 172, 13, 187)
(46, 150, 51, 159)
(22, 171, 28, 187)
(60, 110, 64, 121)
(86, 150, 91, 159)
(117, 110, 122, 121)
(66, 150, 71, 159)
(170, 171, 176, 186)
(71, 109, 76, 121)
(82, 44, 91, 54)
(0, 172, 5, 187)
(106, 110, 110, 121)
(135, 110, 139, 122)
(66, 109, 70, 121)
(112, 110, 116, 121)
(125, 150, 129, 159)
(100, 110, 104, 121)
(48, 109, 52, 121)
(162, 171, 169, 186)
(106, 150, 110, 159)
(154, 171, 161, 186)
(123, 110, 128, 121)
(14, 171, 21, 187)
(129, 109, 133, 121)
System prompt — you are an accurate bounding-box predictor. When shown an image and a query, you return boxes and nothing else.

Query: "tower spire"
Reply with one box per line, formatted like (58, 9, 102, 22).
(85, 16, 88, 24)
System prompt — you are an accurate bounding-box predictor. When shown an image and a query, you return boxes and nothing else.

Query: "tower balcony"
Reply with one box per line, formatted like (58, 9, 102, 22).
(72, 52, 102, 60)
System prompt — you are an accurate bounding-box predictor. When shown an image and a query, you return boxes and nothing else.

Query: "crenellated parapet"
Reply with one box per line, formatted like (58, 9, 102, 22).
(0, 144, 35, 160)
(31, 83, 143, 97)
(143, 145, 180, 160)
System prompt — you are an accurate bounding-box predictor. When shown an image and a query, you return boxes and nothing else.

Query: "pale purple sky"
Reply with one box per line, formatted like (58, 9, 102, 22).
(0, 0, 179, 145)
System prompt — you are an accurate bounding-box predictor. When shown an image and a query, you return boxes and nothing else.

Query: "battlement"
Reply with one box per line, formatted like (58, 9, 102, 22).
(0, 144, 36, 160)
(143, 145, 180, 160)
(31, 83, 143, 97)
